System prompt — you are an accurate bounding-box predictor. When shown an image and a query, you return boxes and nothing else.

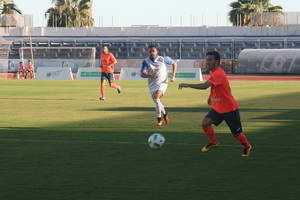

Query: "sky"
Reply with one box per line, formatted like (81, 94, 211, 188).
(14, 0, 300, 27)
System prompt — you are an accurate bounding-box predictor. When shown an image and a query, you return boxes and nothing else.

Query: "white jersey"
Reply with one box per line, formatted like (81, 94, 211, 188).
(141, 56, 174, 94)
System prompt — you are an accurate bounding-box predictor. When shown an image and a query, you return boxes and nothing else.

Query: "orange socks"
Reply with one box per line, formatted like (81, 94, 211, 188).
(202, 126, 218, 144)
(235, 133, 251, 149)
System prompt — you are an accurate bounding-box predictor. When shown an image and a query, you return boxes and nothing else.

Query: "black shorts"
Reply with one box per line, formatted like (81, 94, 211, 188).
(101, 72, 114, 83)
(205, 109, 243, 136)
(26, 70, 34, 73)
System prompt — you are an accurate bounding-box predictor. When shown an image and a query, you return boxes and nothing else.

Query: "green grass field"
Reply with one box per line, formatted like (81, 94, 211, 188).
(0, 80, 300, 200)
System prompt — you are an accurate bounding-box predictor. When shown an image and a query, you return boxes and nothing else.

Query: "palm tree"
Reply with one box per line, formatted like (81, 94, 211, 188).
(45, 0, 94, 27)
(252, 0, 283, 12)
(229, 0, 256, 26)
(0, 0, 22, 14)
(45, 7, 65, 27)
(229, 0, 282, 26)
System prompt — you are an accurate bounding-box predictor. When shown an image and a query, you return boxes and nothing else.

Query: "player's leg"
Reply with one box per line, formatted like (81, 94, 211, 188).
(156, 84, 169, 125)
(201, 110, 222, 152)
(28, 71, 31, 79)
(30, 71, 34, 79)
(32, 71, 35, 79)
(108, 73, 122, 94)
(100, 73, 106, 101)
(160, 85, 170, 125)
(224, 110, 252, 157)
(152, 90, 166, 126)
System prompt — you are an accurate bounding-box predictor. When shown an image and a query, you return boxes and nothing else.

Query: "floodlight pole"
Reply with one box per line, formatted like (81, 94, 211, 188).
(29, 29, 34, 66)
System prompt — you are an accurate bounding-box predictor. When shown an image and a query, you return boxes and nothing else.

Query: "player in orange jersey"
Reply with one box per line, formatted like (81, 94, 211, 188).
(99, 45, 122, 101)
(179, 51, 252, 157)
(18, 61, 25, 79)
(26, 60, 34, 79)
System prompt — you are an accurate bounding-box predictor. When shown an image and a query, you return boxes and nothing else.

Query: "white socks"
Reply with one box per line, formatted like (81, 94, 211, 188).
(153, 98, 166, 118)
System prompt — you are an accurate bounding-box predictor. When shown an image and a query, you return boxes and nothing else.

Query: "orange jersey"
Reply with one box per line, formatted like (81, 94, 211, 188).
(100, 52, 116, 73)
(27, 64, 33, 71)
(208, 67, 239, 114)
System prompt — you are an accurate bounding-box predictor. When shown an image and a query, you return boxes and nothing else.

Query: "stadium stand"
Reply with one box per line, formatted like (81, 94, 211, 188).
(5, 38, 300, 60)
(1, 26, 300, 74)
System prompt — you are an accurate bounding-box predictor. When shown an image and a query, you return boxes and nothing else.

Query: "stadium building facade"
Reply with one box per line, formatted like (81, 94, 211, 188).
(1, 25, 300, 75)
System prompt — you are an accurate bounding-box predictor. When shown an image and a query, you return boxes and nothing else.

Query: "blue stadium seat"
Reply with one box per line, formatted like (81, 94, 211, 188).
(4, 38, 300, 61)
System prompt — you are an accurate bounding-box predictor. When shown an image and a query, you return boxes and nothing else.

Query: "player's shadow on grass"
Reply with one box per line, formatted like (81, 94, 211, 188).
(89, 107, 300, 115)
(90, 107, 208, 112)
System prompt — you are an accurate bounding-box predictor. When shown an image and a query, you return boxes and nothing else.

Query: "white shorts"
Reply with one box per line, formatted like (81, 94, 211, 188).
(149, 83, 168, 96)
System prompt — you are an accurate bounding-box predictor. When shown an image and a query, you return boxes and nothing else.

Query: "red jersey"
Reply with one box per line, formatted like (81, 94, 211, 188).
(19, 64, 25, 71)
(100, 52, 116, 73)
(27, 64, 33, 71)
(207, 67, 239, 114)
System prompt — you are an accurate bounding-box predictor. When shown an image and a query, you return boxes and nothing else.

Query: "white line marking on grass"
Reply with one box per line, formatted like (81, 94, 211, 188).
(0, 138, 297, 149)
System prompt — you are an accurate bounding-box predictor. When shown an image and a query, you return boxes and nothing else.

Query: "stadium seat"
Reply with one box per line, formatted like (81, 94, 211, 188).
(2, 38, 300, 66)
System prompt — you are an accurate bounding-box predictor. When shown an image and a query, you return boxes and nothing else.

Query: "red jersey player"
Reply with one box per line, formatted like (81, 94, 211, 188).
(26, 60, 34, 79)
(179, 51, 252, 157)
(18, 61, 25, 79)
(99, 45, 122, 101)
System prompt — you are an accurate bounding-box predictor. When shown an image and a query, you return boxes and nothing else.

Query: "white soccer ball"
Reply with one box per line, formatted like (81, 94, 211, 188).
(148, 133, 166, 149)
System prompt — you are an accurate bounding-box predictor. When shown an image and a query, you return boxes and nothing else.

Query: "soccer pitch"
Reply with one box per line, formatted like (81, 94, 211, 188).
(0, 80, 299, 200)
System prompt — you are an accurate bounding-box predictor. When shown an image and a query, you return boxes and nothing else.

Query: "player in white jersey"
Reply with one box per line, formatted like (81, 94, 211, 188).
(141, 45, 177, 126)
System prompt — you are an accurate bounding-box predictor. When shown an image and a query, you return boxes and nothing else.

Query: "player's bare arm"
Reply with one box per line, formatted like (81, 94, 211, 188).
(141, 72, 149, 78)
(170, 61, 177, 82)
(178, 81, 212, 90)
(140, 69, 157, 78)
(140, 71, 153, 78)
(207, 96, 212, 105)
(106, 59, 117, 69)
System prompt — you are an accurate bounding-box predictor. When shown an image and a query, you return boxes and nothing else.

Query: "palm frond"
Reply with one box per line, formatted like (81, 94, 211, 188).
(46, 0, 94, 27)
